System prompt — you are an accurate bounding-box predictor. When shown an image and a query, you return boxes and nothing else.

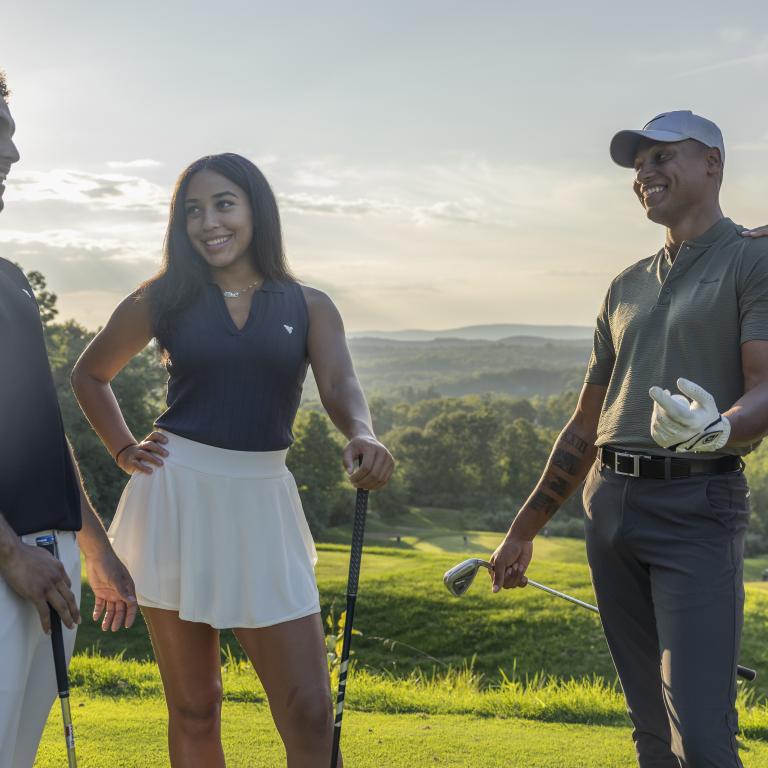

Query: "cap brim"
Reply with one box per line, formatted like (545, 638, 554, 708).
(610, 129, 687, 168)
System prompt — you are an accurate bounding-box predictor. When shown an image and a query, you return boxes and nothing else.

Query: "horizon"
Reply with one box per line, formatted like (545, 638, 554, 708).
(1, 2, 767, 332)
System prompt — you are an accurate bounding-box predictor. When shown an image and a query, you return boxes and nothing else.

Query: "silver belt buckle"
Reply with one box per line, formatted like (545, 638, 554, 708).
(614, 452, 640, 477)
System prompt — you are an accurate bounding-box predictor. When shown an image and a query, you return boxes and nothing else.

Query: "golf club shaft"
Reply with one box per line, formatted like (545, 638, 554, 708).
(526, 578, 599, 613)
(526, 579, 755, 679)
(480, 560, 757, 681)
(36, 536, 77, 766)
(330, 488, 369, 768)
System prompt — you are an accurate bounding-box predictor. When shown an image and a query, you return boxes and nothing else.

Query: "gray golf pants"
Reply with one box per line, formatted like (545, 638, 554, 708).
(582, 461, 749, 768)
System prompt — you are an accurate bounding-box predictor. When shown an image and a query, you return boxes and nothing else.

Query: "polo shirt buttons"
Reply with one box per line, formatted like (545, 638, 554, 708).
(664, 287, 671, 293)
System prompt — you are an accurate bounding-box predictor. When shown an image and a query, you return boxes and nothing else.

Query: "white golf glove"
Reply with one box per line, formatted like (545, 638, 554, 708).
(648, 378, 731, 453)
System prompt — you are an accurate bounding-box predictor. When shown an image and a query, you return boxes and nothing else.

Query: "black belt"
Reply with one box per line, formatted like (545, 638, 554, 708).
(599, 446, 741, 480)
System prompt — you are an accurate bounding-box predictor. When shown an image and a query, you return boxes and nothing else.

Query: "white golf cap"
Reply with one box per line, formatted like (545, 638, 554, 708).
(610, 110, 725, 168)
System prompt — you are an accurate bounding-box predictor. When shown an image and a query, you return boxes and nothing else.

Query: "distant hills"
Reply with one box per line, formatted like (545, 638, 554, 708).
(348, 323, 593, 342)
(302, 330, 594, 401)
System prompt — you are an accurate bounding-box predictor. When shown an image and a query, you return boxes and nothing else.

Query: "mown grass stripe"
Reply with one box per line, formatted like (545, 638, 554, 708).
(68, 654, 768, 740)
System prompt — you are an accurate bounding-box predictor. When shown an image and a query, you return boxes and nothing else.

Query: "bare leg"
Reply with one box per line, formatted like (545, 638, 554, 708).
(143, 607, 225, 768)
(234, 613, 341, 768)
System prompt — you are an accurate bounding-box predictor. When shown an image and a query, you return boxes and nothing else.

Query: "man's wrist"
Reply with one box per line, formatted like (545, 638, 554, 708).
(78, 534, 112, 560)
(347, 423, 376, 441)
(0, 514, 22, 564)
(508, 514, 539, 542)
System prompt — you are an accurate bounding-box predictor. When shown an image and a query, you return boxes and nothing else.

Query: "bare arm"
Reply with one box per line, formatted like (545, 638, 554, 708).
(724, 340, 768, 447)
(302, 285, 394, 490)
(71, 292, 167, 473)
(65, 440, 137, 630)
(509, 383, 607, 539)
(490, 382, 607, 591)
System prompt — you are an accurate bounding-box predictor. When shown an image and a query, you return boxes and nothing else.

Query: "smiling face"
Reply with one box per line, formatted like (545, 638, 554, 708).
(632, 138, 721, 228)
(184, 169, 255, 272)
(0, 99, 21, 213)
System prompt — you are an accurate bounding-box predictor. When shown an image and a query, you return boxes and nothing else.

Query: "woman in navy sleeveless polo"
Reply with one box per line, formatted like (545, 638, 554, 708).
(72, 153, 394, 768)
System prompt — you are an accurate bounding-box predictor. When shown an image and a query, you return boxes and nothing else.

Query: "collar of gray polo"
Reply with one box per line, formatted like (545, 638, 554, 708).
(683, 217, 736, 250)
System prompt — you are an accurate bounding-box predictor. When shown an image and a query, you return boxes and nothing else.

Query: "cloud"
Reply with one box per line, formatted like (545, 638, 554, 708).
(8, 169, 168, 213)
(279, 190, 485, 226)
(291, 170, 340, 189)
(675, 50, 768, 78)
(413, 201, 481, 225)
(732, 133, 768, 152)
(278, 192, 399, 217)
(0, 229, 157, 264)
(718, 27, 750, 45)
(106, 159, 163, 169)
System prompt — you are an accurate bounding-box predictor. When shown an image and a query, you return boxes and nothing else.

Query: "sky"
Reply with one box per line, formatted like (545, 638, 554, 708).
(1, 0, 767, 331)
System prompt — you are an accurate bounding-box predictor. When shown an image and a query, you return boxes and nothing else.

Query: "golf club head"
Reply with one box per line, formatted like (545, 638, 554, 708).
(443, 558, 492, 597)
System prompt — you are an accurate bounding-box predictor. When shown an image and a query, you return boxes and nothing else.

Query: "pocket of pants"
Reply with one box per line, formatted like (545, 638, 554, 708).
(582, 462, 611, 528)
(581, 462, 598, 518)
(704, 472, 750, 532)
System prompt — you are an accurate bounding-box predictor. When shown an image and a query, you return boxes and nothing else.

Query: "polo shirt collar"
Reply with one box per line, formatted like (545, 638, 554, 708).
(684, 217, 735, 250)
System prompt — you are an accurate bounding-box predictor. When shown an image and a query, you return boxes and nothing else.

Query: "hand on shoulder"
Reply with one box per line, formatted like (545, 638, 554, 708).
(741, 225, 768, 239)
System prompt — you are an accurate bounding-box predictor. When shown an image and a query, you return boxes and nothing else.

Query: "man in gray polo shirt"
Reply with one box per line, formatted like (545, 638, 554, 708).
(489, 111, 768, 767)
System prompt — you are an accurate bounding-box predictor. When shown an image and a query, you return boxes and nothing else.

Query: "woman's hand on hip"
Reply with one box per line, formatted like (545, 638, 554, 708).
(117, 431, 169, 475)
(343, 435, 395, 491)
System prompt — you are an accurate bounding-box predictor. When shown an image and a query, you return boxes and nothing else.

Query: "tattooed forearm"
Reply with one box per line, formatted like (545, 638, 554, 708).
(509, 421, 598, 539)
(562, 430, 588, 454)
(552, 448, 580, 475)
(546, 476, 569, 498)
(528, 491, 559, 518)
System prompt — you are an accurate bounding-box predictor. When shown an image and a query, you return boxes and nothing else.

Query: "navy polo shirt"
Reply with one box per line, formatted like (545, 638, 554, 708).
(154, 278, 310, 451)
(0, 258, 81, 535)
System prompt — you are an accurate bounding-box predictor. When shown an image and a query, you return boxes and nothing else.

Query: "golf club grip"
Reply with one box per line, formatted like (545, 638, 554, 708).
(347, 489, 369, 597)
(49, 609, 70, 695)
(738, 665, 757, 681)
(35, 537, 70, 695)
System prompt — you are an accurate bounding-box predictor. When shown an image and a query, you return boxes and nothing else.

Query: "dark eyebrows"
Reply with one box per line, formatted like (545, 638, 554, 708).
(185, 190, 239, 204)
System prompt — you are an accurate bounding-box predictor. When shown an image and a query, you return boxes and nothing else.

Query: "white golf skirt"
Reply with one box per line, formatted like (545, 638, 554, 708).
(108, 430, 320, 629)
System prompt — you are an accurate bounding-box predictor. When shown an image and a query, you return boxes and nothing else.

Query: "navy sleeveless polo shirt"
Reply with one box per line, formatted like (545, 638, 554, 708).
(0, 258, 81, 534)
(154, 278, 310, 451)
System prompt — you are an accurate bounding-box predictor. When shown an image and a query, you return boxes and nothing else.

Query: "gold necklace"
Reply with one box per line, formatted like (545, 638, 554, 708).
(220, 279, 262, 299)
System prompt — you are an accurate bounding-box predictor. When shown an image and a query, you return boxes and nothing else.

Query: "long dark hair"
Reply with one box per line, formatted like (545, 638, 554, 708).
(142, 153, 294, 348)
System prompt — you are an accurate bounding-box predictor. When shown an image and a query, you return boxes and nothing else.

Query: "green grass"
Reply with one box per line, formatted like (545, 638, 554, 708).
(35, 693, 768, 767)
(75, 532, 768, 698)
(45, 527, 768, 766)
(65, 652, 768, 737)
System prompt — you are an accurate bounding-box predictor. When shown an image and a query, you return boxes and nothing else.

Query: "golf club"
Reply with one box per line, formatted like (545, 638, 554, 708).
(330, 487, 370, 768)
(35, 534, 77, 767)
(443, 557, 757, 682)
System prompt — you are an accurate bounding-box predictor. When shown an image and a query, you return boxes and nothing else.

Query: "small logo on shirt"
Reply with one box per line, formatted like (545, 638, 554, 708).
(283, 324, 293, 334)
(22, 289, 33, 299)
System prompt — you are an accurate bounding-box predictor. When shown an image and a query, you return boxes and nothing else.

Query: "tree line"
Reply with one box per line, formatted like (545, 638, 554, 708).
(27, 269, 768, 553)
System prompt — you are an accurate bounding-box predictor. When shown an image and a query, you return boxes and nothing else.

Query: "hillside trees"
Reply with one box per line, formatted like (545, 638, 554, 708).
(22, 269, 768, 550)
(287, 410, 353, 533)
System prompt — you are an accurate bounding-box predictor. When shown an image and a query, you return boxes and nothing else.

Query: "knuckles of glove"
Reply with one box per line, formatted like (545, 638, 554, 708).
(648, 379, 728, 453)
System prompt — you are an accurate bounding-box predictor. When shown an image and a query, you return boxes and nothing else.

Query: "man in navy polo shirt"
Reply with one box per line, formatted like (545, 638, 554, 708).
(0, 69, 137, 768)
